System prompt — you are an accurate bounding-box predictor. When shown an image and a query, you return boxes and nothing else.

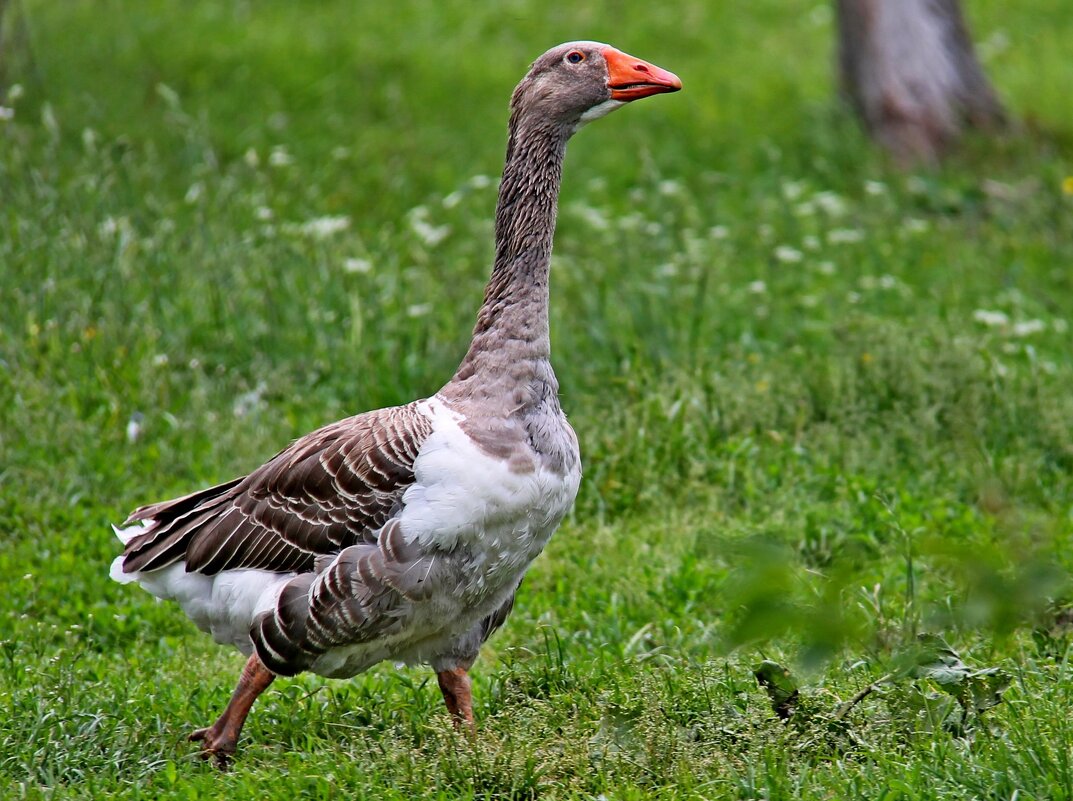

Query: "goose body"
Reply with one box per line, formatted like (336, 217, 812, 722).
(111, 41, 680, 765)
(114, 394, 579, 677)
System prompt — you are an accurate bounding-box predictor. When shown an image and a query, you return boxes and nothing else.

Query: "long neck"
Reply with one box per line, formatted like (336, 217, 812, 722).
(448, 114, 569, 398)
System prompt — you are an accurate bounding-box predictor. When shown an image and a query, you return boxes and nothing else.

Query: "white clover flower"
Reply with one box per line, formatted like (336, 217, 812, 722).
(98, 216, 131, 240)
(442, 190, 464, 209)
(903, 218, 930, 234)
(233, 383, 267, 418)
(7, 84, 23, 102)
(244, 148, 260, 168)
(813, 191, 847, 216)
(469, 174, 492, 189)
(126, 412, 144, 444)
(781, 180, 805, 201)
(828, 228, 864, 244)
(255, 206, 273, 221)
(973, 309, 1009, 327)
(299, 215, 350, 239)
(408, 206, 450, 246)
(41, 103, 59, 137)
(1012, 319, 1046, 337)
(864, 180, 887, 196)
(808, 4, 831, 24)
(152, 353, 170, 367)
(847, 291, 861, 304)
(407, 303, 432, 318)
(658, 180, 681, 196)
(571, 203, 610, 231)
(978, 30, 1010, 60)
(184, 182, 204, 204)
(709, 225, 729, 240)
(268, 146, 293, 167)
(748, 280, 767, 294)
(343, 257, 372, 274)
(774, 245, 803, 263)
(803, 235, 820, 250)
(0, 106, 14, 121)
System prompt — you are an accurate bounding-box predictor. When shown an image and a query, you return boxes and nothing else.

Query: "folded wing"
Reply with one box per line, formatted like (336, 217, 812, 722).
(118, 402, 434, 577)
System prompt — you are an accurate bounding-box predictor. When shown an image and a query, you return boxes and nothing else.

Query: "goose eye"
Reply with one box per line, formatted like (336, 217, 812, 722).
(565, 51, 585, 64)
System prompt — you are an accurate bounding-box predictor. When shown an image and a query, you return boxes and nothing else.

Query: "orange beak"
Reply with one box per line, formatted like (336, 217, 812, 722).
(602, 47, 682, 101)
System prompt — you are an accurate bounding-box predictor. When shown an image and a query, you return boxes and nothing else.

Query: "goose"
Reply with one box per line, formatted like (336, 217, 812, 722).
(111, 41, 681, 766)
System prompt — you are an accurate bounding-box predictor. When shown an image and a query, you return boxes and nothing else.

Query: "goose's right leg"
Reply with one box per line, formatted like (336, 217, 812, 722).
(436, 667, 475, 731)
(189, 653, 275, 768)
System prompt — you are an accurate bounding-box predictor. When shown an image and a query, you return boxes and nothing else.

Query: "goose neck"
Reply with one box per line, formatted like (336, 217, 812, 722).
(449, 118, 570, 397)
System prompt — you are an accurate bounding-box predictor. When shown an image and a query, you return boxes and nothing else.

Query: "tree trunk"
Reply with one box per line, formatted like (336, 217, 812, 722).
(836, 0, 1006, 166)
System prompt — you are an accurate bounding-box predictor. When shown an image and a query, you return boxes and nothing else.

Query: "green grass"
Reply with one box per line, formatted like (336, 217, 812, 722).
(2, 0, 1073, 797)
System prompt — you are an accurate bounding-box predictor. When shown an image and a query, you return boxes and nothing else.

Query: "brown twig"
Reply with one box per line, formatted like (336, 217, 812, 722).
(834, 673, 893, 721)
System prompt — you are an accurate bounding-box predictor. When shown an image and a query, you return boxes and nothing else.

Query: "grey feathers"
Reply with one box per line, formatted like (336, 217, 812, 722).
(253, 519, 450, 675)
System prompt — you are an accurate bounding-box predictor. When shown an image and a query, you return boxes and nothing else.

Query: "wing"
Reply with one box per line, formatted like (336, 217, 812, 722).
(253, 523, 514, 676)
(253, 517, 454, 674)
(119, 401, 434, 576)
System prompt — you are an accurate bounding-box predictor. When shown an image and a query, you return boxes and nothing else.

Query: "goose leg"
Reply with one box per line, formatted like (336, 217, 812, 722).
(436, 667, 475, 731)
(189, 653, 275, 768)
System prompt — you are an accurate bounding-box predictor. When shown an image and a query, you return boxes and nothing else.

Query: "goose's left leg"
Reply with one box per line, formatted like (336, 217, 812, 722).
(436, 666, 475, 729)
(189, 653, 275, 768)
(434, 590, 518, 730)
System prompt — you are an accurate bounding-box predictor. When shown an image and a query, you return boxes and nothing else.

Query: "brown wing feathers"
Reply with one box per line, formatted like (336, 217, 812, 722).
(119, 403, 433, 577)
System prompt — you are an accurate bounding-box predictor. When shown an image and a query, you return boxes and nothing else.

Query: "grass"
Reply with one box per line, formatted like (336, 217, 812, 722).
(2, 0, 1072, 797)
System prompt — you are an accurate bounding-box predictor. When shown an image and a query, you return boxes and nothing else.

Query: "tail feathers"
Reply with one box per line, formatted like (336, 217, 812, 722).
(110, 522, 155, 585)
(123, 477, 244, 526)
(113, 477, 245, 575)
(109, 554, 139, 584)
(112, 521, 154, 544)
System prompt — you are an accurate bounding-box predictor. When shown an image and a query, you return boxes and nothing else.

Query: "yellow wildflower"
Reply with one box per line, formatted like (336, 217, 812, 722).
(1063, 176, 1073, 196)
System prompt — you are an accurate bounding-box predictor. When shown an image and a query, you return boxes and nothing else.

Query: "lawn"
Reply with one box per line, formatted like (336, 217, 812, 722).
(2, 0, 1072, 798)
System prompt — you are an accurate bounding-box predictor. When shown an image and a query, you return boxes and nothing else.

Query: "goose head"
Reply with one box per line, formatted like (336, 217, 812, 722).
(510, 41, 682, 131)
